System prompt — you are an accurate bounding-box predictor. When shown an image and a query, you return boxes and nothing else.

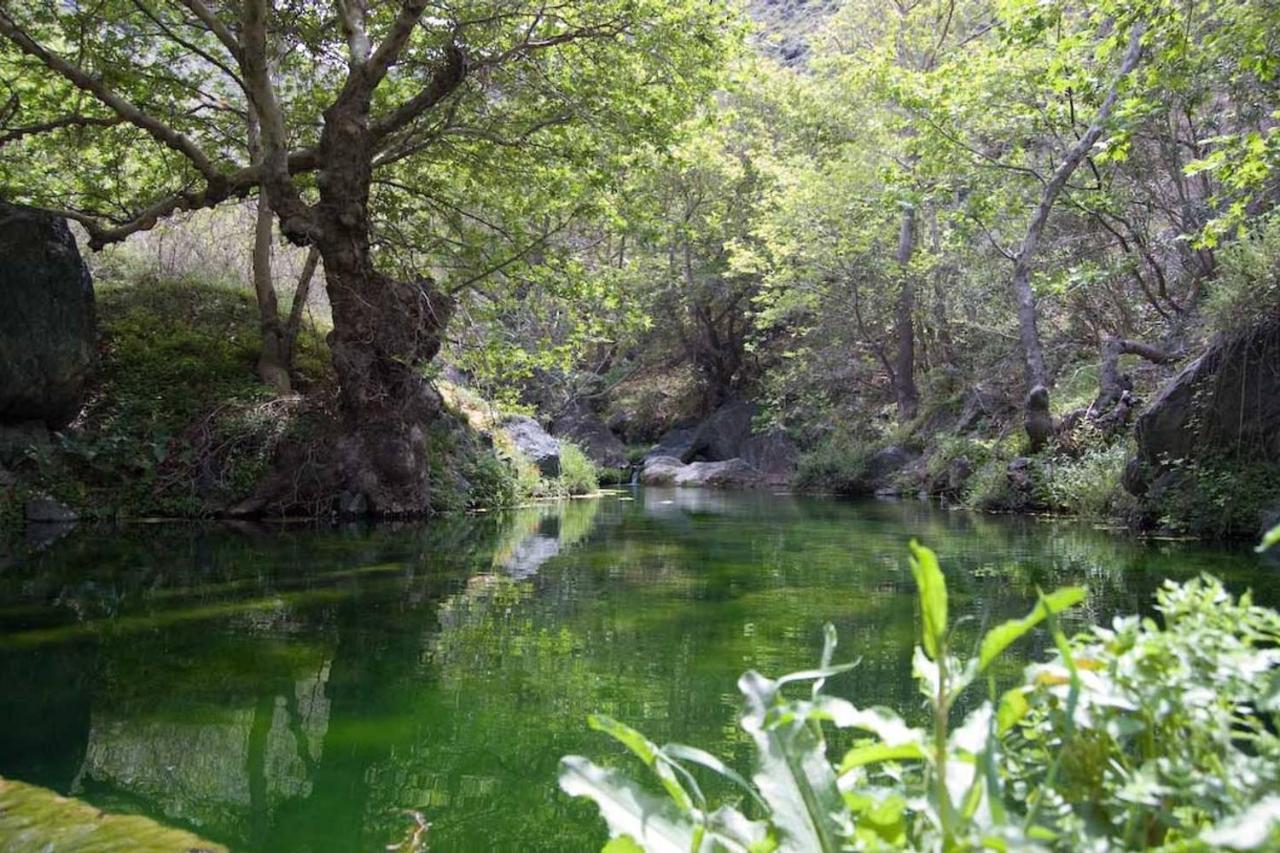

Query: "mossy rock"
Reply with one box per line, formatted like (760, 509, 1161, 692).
(0, 775, 226, 851)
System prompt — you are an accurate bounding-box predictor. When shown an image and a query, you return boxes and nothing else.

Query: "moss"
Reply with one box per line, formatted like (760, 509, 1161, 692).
(6, 277, 332, 518)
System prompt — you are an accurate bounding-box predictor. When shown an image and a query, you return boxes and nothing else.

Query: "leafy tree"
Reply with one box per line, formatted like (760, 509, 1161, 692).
(0, 0, 732, 511)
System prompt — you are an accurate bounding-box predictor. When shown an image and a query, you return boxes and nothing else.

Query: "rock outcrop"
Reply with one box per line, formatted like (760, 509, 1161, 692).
(685, 399, 757, 462)
(1131, 318, 1280, 476)
(0, 203, 96, 429)
(550, 402, 627, 469)
(640, 456, 764, 488)
(741, 431, 799, 486)
(501, 415, 561, 477)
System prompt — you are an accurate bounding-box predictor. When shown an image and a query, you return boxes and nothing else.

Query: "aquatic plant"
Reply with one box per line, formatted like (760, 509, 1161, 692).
(562, 542, 1280, 850)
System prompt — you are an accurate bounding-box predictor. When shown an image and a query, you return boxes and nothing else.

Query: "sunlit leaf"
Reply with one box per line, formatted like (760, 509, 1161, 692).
(978, 587, 1086, 672)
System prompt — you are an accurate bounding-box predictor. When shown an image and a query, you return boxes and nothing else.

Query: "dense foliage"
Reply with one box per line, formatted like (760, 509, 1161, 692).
(562, 540, 1280, 850)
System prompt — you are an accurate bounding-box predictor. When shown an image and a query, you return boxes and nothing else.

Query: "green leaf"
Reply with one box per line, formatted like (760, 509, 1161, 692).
(662, 743, 767, 810)
(1257, 523, 1280, 553)
(908, 540, 948, 660)
(559, 756, 700, 853)
(977, 587, 1086, 673)
(838, 742, 926, 774)
(589, 714, 694, 812)
(996, 687, 1030, 735)
(739, 671, 849, 853)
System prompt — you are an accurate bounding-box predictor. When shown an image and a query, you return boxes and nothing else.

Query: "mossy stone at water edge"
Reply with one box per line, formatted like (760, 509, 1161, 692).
(0, 775, 226, 851)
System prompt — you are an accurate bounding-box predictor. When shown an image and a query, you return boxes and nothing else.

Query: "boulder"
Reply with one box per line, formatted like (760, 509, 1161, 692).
(0, 203, 96, 429)
(674, 459, 762, 488)
(645, 427, 697, 463)
(947, 456, 974, 494)
(25, 495, 77, 524)
(551, 402, 627, 469)
(740, 430, 799, 486)
(640, 455, 686, 486)
(956, 384, 1006, 433)
(502, 415, 561, 477)
(685, 399, 757, 462)
(1132, 317, 1280, 478)
(865, 445, 918, 487)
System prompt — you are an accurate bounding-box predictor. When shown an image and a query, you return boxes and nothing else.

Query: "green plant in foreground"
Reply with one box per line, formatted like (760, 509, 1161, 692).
(561, 542, 1280, 851)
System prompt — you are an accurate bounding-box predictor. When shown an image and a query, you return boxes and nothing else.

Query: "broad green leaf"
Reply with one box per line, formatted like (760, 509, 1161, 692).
(978, 587, 1086, 673)
(908, 540, 947, 660)
(589, 714, 694, 812)
(1258, 524, 1280, 553)
(559, 756, 699, 853)
(739, 671, 849, 853)
(662, 743, 767, 810)
(996, 688, 1031, 735)
(838, 742, 926, 774)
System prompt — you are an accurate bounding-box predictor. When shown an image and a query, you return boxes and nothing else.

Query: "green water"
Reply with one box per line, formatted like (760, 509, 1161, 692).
(1, 489, 1275, 851)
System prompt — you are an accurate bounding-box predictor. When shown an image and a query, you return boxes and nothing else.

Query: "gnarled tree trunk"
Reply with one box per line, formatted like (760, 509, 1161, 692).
(1010, 24, 1146, 451)
(311, 94, 454, 515)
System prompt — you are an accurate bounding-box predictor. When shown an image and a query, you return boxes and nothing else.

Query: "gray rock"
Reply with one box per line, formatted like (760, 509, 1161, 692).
(685, 399, 757, 462)
(25, 495, 77, 524)
(1132, 317, 1280, 482)
(947, 456, 974, 494)
(740, 430, 799, 486)
(956, 385, 1006, 433)
(645, 427, 697, 463)
(502, 414, 561, 477)
(0, 421, 51, 467)
(673, 459, 763, 489)
(640, 455, 686, 486)
(866, 445, 918, 486)
(551, 401, 627, 468)
(0, 203, 96, 429)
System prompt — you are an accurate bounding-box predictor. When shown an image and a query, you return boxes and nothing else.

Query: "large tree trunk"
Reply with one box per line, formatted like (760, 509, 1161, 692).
(893, 205, 920, 421)
(1011, 24, 1145, 451)
(313, 96, 454, 515)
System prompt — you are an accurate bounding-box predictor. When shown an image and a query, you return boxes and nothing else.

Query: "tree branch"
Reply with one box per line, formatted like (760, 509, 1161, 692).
(0, 6, 222, 182)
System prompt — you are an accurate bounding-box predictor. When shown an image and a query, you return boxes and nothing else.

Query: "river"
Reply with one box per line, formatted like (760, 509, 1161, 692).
(1, 489, 1275, 850)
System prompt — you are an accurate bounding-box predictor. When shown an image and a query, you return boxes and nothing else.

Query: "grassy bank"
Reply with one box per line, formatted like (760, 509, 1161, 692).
(1, 277, 597, 525)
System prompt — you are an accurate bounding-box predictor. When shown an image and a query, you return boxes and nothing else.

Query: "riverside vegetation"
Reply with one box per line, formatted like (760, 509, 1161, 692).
(563, 534, 1280, 851)
(0, 0, 1279, 535)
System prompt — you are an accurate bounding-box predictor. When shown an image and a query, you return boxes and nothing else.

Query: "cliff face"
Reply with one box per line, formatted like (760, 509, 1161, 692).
(746, 0, 839, 65)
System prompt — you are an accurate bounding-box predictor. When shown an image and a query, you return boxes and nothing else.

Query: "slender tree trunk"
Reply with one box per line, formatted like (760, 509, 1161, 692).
(1010, 24, 1145, 448)
(282, 245, 320, 372)
(247, 113, 292, 394)
(894, 205, 920, 421)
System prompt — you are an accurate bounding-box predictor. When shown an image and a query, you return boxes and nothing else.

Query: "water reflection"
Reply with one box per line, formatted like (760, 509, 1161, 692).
(0, 493, 1273, 851)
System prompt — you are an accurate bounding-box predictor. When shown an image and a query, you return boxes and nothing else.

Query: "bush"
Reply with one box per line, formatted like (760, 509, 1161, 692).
(1205, 213, 1280, 334)
(1154, 457, 1280, 538)
(1037, 440, 1132, 518)
(793, 435, 877, 494)
(562, 542, 1280, 851)
(559, 443, 600, 496)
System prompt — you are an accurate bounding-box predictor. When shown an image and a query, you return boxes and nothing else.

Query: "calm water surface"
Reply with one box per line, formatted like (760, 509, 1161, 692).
(1, 489, 1276, 851)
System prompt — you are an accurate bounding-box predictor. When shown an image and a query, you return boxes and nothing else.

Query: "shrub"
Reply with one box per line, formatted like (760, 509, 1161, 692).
(793, 435, 877, 494)
(559, 443, 600, 496)
(1154, 457, 1280, 539)
(562, 542, 1280, 851)
(1037, 440, 1131, 518)
(1205, 213, 1280, 335)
